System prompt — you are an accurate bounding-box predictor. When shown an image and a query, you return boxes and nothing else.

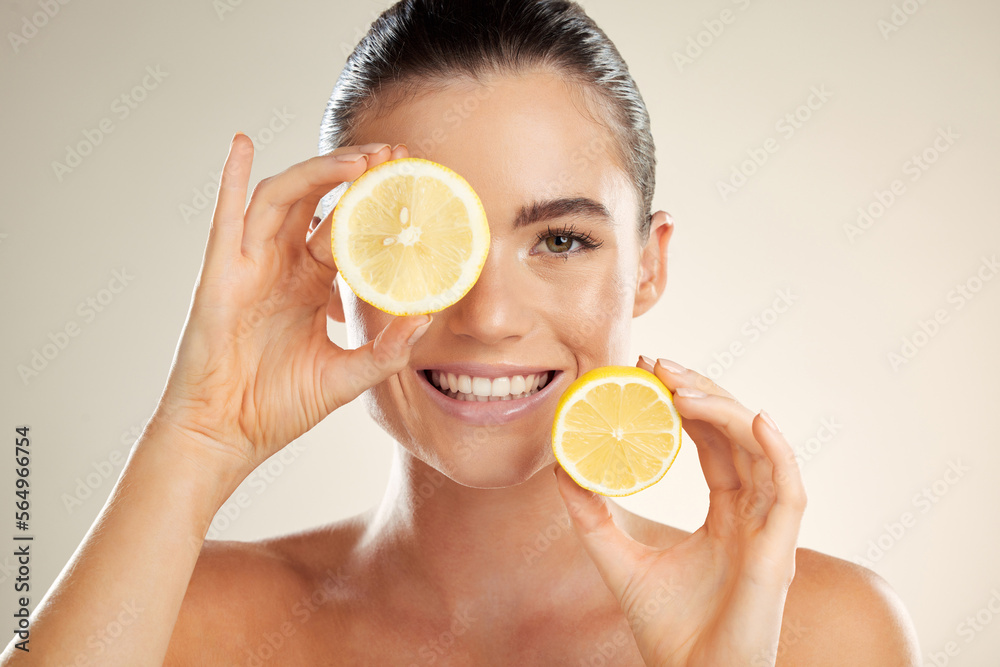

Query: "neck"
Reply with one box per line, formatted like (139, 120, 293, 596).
(359, 445, 626, 619)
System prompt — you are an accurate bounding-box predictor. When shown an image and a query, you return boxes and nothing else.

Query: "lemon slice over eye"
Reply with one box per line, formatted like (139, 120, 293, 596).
(331, 157, 490, 315)
(552, 366, 682, 497)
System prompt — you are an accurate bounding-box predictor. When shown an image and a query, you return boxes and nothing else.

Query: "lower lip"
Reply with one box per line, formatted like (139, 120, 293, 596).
(415, 370, 563, 426)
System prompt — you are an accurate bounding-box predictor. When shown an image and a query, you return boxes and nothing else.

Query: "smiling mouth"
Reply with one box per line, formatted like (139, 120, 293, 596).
(423, 370, 556, 402)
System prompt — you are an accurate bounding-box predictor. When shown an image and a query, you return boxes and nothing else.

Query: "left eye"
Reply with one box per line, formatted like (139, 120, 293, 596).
(541, 234, 579, 253)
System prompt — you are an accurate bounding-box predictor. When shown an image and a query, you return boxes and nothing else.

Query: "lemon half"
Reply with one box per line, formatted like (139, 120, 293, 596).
(331, 157, 490, 315)
(552, 366, 682, 497)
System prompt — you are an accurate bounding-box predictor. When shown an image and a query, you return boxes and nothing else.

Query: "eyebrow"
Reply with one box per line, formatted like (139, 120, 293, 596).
(512, 197, 614, 229)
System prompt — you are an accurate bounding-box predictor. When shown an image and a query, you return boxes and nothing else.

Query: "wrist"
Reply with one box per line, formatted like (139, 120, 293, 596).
(131, 419, 254, 514)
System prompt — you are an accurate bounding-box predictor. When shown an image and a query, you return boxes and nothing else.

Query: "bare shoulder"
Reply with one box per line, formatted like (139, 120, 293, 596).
(164, 518, 365, 665)
(629, 517, 920, 666)
(780, 548, 921, 666)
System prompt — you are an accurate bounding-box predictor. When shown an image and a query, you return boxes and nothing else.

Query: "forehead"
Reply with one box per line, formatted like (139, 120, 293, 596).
(352, 68, 637, 230)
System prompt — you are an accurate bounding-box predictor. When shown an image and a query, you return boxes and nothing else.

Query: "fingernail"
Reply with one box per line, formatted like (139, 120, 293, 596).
(358, 142, 391, 153)
(657, 358, 685, 374)
(675, 387, 706, 398)
(638, 355, 654, 367)
(760, 410, 781, 433)
(391, 143, 407, 152)
(407, 316, 432, 345)
(335, 153, 367, 162)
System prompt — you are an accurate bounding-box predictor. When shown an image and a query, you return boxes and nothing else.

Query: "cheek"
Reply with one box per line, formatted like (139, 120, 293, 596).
(337, 279, 406, 434)
(543, 259, 636, 367)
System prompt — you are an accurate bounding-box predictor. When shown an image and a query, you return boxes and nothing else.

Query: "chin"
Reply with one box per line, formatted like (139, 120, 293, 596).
(378, 415, 553, 491)
(435, 444, 553, 490)
(363, 375, 559, 490)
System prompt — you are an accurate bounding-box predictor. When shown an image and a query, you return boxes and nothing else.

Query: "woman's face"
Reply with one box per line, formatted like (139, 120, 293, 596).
(331, 69, 670, 488)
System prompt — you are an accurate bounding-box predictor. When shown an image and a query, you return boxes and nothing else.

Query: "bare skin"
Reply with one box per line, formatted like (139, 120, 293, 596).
(170, 521, 918, 665)
(1, 69, 920, 666)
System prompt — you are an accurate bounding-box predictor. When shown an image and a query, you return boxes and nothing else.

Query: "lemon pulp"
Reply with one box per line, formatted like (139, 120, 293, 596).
(553, 366, 682, 496)
(332, 158, 490, 315)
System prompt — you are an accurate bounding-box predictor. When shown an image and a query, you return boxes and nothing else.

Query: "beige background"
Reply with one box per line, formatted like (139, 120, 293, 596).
(2, 0, 999, 662)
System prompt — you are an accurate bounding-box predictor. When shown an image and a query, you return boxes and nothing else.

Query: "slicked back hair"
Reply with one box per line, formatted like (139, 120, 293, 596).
(319, 0, 655, 240)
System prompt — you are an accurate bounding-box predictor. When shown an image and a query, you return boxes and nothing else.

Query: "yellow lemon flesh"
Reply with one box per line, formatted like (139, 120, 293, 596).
(331, 157, 490, 315)
(552, 366, 682, 497)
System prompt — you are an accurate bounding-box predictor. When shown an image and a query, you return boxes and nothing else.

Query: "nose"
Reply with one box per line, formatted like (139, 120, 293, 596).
(444, 246, 533, 345)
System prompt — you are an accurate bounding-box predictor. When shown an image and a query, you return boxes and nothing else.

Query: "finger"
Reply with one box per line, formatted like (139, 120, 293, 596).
(652, 358, 737, 401)
(666, 384, 763, 459)
(330, 142, 410, 161)
(292, 143, 398, 250)
(652, 358, 759, 479)
(638, 357, 742, 491)
(241, 152, 369, 257)
(330, 142, 392, 157)
(275, 183, 334, 248)
(747, 450, 778, 514)
(673, 390, 766, 501)
(205, 133, 253, 271)
(753, 412, 807, 549)
(306, 207, 336, 271)
(322, 314, 432, 410)
(305, 143, 408, 270)
(554, 465, 650, 600)
(388, 142, 410, 160)
(656, 362, 785, 529)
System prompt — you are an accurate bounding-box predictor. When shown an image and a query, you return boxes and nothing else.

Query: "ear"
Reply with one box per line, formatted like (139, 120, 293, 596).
(327, 274, 346, 323)
(632, 210, 673, 317)
(307, 213, 347, 324)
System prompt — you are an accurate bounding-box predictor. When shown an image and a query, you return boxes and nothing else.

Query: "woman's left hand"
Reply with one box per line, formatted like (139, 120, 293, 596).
(555, 357, 807, 667)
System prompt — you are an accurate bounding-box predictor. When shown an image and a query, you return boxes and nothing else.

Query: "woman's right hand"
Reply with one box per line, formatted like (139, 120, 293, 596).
(148, 136, 428, 482)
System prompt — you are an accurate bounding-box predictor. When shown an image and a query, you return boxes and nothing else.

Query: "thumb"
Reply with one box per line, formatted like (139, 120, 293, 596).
(554, 465, 650, 599)
(324, 314, 432, 410)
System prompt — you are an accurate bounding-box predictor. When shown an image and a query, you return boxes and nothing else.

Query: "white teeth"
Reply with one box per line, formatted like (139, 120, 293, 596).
(491, 377, 510, 397)
(429, 371, 552, 401)
(471, 377, 492, 397)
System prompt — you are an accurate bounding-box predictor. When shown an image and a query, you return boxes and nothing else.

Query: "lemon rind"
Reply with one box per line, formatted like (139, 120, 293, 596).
(331, 157, 490, 316)
(552, 366, 682, 497)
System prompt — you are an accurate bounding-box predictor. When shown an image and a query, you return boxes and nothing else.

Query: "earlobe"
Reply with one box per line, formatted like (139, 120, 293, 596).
(632, 210, 673, 318)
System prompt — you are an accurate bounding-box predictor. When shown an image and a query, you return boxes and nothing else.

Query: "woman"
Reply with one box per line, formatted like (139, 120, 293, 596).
(3, 1, 920, 664)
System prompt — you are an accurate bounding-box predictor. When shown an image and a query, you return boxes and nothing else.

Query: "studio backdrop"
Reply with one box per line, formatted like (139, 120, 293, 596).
(2, 0, 998, 663)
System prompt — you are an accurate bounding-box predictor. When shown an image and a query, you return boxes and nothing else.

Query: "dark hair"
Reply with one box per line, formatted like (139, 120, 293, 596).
(319, 0, 655, 240)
